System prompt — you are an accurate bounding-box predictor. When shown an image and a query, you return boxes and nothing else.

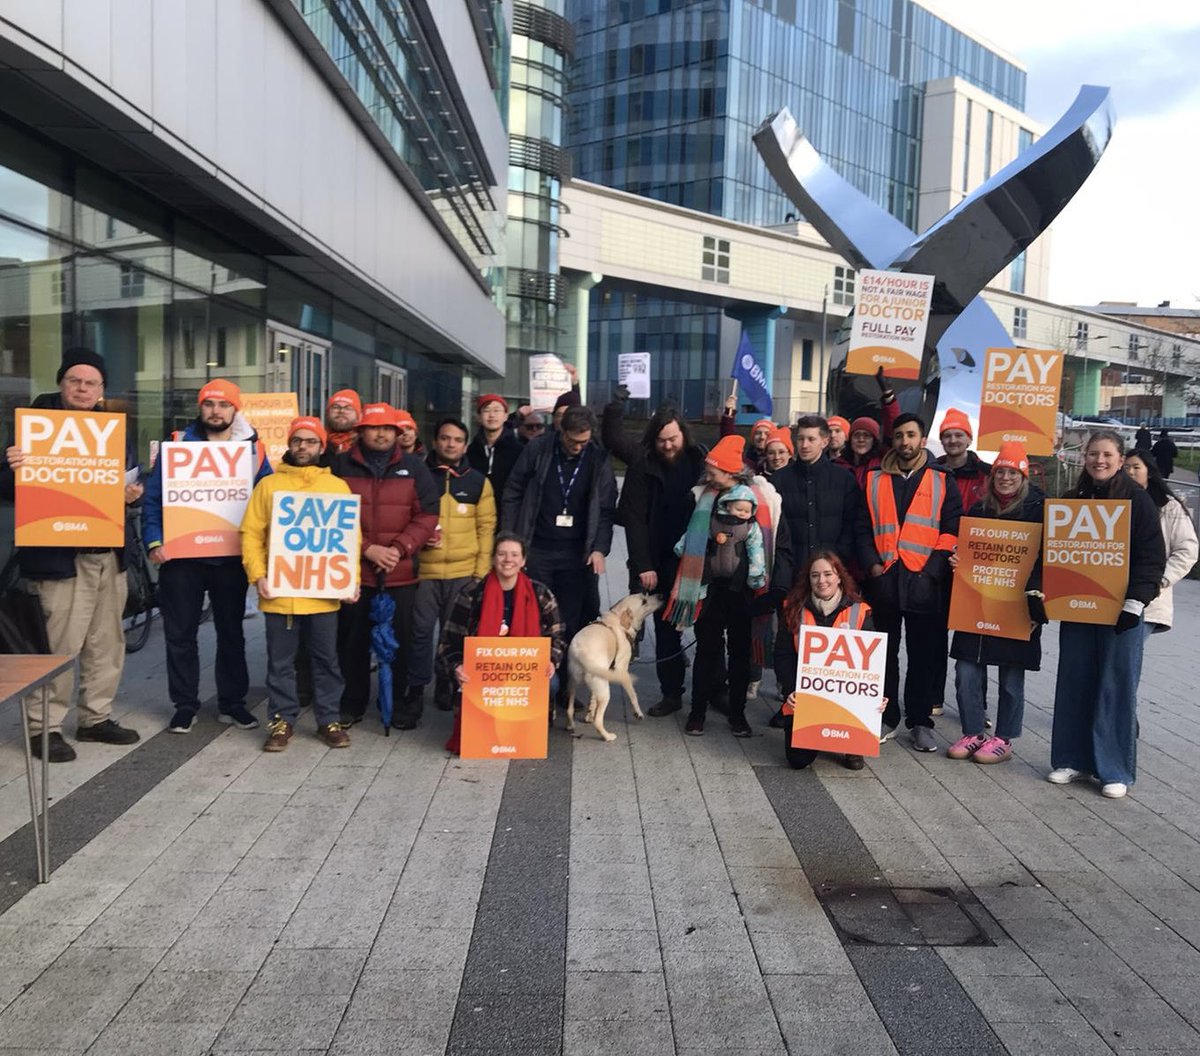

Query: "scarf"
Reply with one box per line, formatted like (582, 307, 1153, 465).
(478, 570, 541, 637)
(327, 431, 356, 455)
(810, 590, 843, 616)
(666, 488, 717, 629)
(881, 448, 928, 476)
(746, 478, 777, 665)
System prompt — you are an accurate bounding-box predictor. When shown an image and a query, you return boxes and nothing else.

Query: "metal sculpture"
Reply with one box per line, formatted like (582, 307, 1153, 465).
(753, 86, 1114, 451)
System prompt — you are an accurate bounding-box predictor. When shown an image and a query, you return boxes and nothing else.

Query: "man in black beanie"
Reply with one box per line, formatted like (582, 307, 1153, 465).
(0, 348, 142, 761)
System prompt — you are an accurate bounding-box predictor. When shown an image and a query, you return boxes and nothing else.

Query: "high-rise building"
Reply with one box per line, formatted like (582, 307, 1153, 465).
(563, 0, 1047, 414)
(0, 0, 507, 496)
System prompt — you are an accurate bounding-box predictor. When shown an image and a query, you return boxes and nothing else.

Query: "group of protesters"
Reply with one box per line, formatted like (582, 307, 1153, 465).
(4, 347, 1196, 800)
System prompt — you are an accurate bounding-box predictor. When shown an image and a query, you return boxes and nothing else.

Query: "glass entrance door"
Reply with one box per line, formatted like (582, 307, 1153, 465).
(376, 361, 407, 408)
(267, 323, 331, 417)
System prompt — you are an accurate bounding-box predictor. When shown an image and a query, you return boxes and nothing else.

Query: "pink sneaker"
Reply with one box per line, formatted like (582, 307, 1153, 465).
(947, 733, 988, 760)
(972, 736, 1012, 764)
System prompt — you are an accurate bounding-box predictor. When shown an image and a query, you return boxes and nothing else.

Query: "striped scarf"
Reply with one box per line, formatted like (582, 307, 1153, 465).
(665, 488, 716, 630)
(747, 479, 776, 665)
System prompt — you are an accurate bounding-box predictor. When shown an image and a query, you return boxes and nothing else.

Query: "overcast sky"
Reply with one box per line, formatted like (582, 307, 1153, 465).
(925, 1, 1200, 310)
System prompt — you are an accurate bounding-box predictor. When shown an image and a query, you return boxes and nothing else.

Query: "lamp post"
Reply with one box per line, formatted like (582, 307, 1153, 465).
(818, 284, 829, 415)
(1111, 340, 1148, 420)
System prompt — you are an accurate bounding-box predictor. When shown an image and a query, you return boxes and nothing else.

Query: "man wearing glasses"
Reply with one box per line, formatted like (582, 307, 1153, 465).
(519, 412, 547, 442)
(467, 393, 523, 507)
(1, 348, 142, 761)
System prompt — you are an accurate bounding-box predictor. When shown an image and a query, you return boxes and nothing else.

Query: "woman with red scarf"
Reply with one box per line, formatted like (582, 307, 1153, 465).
(436, 532, 567, 753)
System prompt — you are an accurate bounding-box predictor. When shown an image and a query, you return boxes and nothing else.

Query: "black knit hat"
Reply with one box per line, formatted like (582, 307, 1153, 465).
(56, 347, 108, 385)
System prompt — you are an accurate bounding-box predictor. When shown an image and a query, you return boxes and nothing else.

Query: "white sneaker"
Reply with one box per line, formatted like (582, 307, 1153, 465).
(746, 681, 760, 701)
(879, 725, 897, 745)
(1101, 782, 1128, 799)
(931, 706, 944, 716)
(1047, 768, 1083, 784)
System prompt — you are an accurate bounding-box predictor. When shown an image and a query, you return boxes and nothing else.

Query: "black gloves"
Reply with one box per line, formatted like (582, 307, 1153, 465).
(1026, 595, 1048, 625)
(1114, 610, 1139, 635)
(874, 366, 889, 393)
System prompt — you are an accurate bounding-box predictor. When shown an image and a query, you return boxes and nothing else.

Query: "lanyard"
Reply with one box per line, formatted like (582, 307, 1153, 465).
(556, 444, 587, 513)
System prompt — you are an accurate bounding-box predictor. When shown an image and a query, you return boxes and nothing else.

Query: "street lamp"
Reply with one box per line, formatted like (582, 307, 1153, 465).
(1110, 340, 1148, 419)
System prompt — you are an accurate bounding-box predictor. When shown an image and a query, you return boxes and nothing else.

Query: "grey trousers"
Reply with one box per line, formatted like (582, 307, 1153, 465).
(265, 611, 343, 727)
(410, 577, 472, 696)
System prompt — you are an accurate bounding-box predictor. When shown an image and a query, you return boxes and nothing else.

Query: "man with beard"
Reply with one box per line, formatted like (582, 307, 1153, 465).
(863, 413, 962, 751)
(320, 389, 362, 463)
(143, 379, 273, 733)
(467, 393, 523, 515)
(603, 388, 707, 716)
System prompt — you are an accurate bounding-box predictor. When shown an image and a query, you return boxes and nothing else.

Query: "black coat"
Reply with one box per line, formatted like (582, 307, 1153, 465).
(467, 429, 523, 518)
(0, 393, 138, 579)
(616, 447, 706, 589)
(501, 432, 617, 559)
(950, 488, 1045, 670)
(770, 456, 877, 586)
(1074, 473, 1165, 608)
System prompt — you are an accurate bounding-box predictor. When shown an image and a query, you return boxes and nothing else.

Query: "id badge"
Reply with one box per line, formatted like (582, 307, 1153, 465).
(555, 514, 574, 528)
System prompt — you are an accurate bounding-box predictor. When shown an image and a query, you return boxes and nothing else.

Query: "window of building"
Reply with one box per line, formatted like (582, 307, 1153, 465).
(1009, 251, 1026, 294)
(837, 0, 856, 54)
(1172, 343, 1182, 368)
(119, 262, 144, 298)
(1012, 307, 1027, 339)
(984, 110, 994, 180)
(962, 101, 972, 193)
(1127, 333, 1141, 361)
(801, 338, 813, 381)
(832, 265, 855, 306)
(49, 268, 65, 307)
(701, 235, 730, 283)
(1074, 322, 1089, 348)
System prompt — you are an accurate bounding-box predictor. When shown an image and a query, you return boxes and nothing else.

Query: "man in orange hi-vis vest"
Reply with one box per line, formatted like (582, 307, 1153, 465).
(863, 412, 962, 752)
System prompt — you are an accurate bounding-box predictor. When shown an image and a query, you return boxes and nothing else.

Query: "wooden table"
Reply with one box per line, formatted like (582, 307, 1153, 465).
(0, 655, 75, 883)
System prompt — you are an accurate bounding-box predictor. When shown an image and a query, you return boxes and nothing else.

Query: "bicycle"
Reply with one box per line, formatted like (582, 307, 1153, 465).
(123, 509, 157, 654)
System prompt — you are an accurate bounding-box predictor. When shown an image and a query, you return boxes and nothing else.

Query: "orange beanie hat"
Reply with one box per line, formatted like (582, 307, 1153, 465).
(827, 415, 851, 437)
(992, 441, 1030, 477)
(706, 435, 746, 474)
(198, 378, 242, 411)
(394, 409, 417, 431)
(765, 426, 794, 456)
(751, 417, 775, 436)
(288, 416, 327, 447)
(327, 389, 362, 416)
(939, 407, 972, 438)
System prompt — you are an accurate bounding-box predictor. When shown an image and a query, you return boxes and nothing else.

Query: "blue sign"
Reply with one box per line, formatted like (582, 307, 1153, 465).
(731, 331, 773, 417)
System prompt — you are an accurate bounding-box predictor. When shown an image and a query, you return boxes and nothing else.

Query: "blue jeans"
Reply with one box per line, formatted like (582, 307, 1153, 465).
(954, 660, 1024, 740)
(1052, 619, 1145, 785)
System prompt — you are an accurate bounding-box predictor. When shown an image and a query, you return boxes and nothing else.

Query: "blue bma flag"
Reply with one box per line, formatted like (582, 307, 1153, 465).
(731, 330, 773, 417)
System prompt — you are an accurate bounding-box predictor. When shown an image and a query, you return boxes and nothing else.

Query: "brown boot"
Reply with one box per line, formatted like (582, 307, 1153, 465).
(263, 718, 293, 752)
(317, 723, 350, 748)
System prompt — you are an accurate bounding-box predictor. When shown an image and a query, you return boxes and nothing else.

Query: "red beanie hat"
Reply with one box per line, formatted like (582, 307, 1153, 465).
(827, 415, 851, 436)
(940, 407, 973, 439)
(476, 393, 509, 413)
(198, 378, 242, 411)
(706, 435, 746, 474)
(992, 441, 1030, 477)
(288, 416, 327, 447)
(850, 416, 880, 442)
(765, 426, 794, 457)
(327, 389, 362, 416)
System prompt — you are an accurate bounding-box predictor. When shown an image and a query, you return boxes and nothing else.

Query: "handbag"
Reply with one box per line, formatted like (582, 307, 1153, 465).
(0, 551, 51, 654)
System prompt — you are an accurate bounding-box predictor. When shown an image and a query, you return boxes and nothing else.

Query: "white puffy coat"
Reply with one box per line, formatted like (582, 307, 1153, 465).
(1144, 497, 1198, 630)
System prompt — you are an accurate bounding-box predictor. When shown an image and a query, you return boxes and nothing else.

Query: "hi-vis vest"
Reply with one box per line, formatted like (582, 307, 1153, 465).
(866, 467, 957, 572)
(800, 602, 870, 630)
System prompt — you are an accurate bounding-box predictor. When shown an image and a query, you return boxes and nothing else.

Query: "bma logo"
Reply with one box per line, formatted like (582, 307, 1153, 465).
(740, 352, 767, 386)
(820, 727, 850, 740)
(1069, 598, 1098, 610)
(490, 744, 517, 755)
(975, 620, 1000, 631)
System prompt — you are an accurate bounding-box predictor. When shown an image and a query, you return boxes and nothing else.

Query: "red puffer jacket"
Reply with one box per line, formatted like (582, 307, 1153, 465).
(331, 442, 440, 588)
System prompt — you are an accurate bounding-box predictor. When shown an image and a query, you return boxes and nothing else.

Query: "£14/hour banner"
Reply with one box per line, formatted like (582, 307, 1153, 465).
(240, 392, 299, 467)
(845, 269, 934, 380)
(460, 637, 552, 760)
(267, 492, 360, 599)
(14, 409, 127, 547)
(1042, 499, 1130, 624)
(948, 516, 1041, 640)
(789, 625, 887, 757)
(977, 349, 1063, 455)
(161, 440, 255, 558)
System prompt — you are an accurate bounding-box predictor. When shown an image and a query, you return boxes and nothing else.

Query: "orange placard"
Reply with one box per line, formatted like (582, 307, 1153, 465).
(977, 349, 1063, 456)
(789, 626, 886, 757)
(14, 409, 126, 547)
(948, 517, 1040, 641)
(460, 636, 552, 760)
(240, 392, 298, 467)
(845, 269, 934, 381)
(161, 441, 255, 558)
(1043, 499, 1131, 624)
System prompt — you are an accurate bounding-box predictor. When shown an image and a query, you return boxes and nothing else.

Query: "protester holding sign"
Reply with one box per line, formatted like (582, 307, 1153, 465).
(241, 417, 357, 752)
(1049, 431, 1165, 799)
(142, 379, 273, 734)
(946, 444, 1044, 764)
(781, 551, 879, 771)
(0, 348, 142, 762)
(437, 533, 566, 755)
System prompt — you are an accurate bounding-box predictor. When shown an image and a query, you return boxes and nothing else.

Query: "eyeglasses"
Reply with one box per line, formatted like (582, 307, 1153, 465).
(289, 438, 322, 447)
(63, 375, 102, 389)
(328, 402, 356, 412)
(523, 423, 545, 432)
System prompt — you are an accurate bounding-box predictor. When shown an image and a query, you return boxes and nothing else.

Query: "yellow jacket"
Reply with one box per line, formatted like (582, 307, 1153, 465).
(241, 461, 357, 615)
(419, 460, 497, 580)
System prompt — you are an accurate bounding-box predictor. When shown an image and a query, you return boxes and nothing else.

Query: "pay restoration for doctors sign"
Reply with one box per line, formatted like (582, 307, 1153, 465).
(14, 409, 126, 547)
(160, 441, 255, 558)
(789, 625, 887, 757)
(1042, 499, 1131, 624)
